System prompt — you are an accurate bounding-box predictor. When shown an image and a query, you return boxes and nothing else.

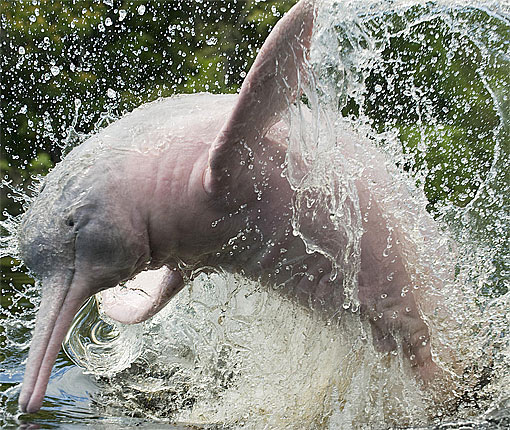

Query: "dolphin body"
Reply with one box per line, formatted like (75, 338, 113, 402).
(17, 0, 442, 413)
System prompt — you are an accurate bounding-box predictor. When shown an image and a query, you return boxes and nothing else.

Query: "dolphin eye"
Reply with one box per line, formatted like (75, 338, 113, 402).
(65, 216, 75, 227)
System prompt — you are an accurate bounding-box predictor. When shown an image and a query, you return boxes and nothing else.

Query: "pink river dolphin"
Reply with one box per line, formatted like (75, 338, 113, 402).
(17, 0, 443, 413)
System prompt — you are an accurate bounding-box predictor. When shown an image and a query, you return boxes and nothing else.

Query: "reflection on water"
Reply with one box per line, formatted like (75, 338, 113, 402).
(1, 0, 509, 428)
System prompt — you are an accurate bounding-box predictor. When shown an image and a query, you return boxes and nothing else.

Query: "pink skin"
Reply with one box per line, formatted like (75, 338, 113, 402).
(17, 0, 440, 414)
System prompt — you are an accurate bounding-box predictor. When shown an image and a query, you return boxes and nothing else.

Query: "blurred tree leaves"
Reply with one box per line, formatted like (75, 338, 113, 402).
(1, 0, 294, 207)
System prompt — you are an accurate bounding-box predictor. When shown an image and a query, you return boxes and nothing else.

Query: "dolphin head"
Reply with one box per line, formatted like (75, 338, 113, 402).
(17, 147, 150, 413)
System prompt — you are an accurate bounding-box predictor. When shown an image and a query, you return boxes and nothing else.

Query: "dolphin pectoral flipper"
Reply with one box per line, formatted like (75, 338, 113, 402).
(204, 0, 315, 197)
(99, 267, 185, 324)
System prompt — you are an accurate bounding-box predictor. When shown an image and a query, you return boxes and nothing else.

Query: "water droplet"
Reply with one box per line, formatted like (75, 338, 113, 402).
(137, 4, 146, 15)
(105, 17, 112, 27)
(18, 46, 25, 55)
(206, 37, 217, 46)
(50, 65, 60, 76)
(107, 88, 116, 98)
(29, 15, 36, 23)
(19, 105, 27, 114)
(118, 10, 127, 21)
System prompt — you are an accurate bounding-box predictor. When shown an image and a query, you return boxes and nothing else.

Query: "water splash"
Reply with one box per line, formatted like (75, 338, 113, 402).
(1, 0, 509, 429)
(63, 297, 144, 376)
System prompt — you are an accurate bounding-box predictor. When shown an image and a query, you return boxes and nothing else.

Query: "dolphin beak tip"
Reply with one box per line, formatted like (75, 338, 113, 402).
(18, 389, 42, 414)
(18, 390, 29, 413)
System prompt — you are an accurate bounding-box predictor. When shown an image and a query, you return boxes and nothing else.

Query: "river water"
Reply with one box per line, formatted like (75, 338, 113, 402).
(1, 0, 509, 428)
